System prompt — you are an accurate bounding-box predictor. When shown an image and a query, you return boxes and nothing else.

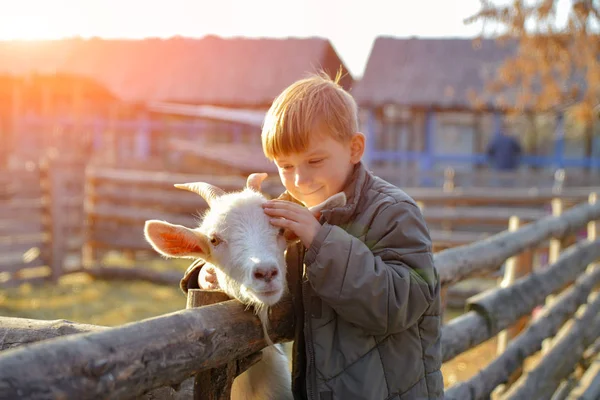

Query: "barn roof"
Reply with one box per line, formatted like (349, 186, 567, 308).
(0, 36, 353, 107)
(352, 37, 517, 110)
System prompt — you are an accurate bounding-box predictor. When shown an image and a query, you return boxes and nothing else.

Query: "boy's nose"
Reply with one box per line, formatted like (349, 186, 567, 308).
(294, 172, 312, 187)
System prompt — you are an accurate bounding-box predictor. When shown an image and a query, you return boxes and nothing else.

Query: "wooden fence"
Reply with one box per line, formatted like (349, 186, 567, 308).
(0, 156, 85, 287)
(0, 159, 596, 288)
(0, 192, 598, 399)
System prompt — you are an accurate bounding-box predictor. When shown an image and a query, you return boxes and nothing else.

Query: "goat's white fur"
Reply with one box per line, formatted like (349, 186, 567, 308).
(144, 178, 346, 400)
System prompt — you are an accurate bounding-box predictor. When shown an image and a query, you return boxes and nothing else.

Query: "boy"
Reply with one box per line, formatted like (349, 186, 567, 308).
(181, 72, 444, 399)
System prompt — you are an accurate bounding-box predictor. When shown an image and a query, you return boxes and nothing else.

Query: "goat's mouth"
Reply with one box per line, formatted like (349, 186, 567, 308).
(251, 288, 283, 305)
(256, 289, 280, 297)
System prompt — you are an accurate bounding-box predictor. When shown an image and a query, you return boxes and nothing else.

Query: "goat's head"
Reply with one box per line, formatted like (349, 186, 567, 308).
(144, 173, 346, 307)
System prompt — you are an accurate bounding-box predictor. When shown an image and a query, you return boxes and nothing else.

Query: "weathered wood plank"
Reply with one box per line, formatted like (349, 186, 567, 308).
(445, 265, 600, 399)
(434, 200, 600, 285)
(86, 167, 282, 196)
(406, 187, 593, 206)
(0, 220, 44, 236)
(0, 241, 46, 255)
(89, 229, 154, 251)
(500, 292, 600, 399)
(0, 257, 46, 274)
(88, 204, 196, 227)
(430, 230, 491, 247)
(91, 186, 208, 211)
(0, 297, 294, 399)
(422, 206, 547, 225)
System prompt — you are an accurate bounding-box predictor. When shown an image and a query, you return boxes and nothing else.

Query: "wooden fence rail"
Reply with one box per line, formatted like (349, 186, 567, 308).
(3, 160, 595, 287)
(0, 195, 598, 399)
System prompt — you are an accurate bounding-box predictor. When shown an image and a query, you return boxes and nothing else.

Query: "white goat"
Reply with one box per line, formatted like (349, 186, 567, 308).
(143, 173, 346, 400)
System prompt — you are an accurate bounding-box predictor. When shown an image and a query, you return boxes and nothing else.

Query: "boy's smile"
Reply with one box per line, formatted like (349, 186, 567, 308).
(274, 133, 364, 208)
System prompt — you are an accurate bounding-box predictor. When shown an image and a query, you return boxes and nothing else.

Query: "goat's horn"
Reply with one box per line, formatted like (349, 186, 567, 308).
(174, 182, 225, 207)
(246, 173, 268, 192)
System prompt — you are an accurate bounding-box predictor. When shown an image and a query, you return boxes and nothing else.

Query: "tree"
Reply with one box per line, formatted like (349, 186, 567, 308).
(465, 0, 599, 123)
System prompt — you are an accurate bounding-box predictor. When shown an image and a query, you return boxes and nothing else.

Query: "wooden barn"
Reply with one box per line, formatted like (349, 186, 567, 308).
(0, 36, 353, 171)
(352, 37, 600, 175)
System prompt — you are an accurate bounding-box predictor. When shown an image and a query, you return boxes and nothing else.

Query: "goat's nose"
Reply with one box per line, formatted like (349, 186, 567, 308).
(253, 266, 279, 283)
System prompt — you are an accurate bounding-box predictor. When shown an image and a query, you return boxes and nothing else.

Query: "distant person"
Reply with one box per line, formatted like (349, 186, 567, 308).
(486, 130, 522, 171)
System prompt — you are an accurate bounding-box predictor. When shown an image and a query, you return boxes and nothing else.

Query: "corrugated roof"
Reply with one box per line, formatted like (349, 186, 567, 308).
(0, 36, 353, 106)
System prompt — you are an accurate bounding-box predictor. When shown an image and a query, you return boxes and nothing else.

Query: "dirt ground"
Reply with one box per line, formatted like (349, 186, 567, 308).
(0, 256, 498, 390)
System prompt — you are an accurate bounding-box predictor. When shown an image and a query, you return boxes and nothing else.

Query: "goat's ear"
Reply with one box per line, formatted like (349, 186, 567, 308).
(308, 192, 347, 218)
(144, 220, 211, 260)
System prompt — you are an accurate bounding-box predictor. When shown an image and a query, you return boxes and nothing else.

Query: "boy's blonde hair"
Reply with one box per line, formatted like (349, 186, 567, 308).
(261, 70, 358, 160)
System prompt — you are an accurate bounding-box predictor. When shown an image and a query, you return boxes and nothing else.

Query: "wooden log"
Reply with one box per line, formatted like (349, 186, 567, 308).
(434, 200, 600, 286)
(500, 292, 600, 399)
(564, 352, 600, 400)
(0, 296, 294, 399)
(441, 311, 489, 362)
(441, 239, 600, 363)
(466, 239, 600, 334)
(0, 317, 186, 400)
(0, 316, 106, 351)
(445, 265, 600, 399)
(581, 337, 600, 370)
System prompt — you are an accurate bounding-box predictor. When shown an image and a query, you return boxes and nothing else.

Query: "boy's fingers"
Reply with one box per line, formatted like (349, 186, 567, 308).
(262, 200, 301, 210)
(263, 207, 299, 220)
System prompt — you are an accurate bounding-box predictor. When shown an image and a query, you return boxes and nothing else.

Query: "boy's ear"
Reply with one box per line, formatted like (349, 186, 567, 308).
(308, 192, 347, 218)
(144, 220, 211, 260)
(350, 133, 366, 163)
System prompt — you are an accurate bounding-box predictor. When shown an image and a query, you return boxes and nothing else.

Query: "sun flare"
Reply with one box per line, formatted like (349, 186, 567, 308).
(0, 16, 57, 40)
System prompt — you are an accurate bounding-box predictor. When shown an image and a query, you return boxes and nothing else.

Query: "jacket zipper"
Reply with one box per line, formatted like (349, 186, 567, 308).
(301, 244, 318, 400)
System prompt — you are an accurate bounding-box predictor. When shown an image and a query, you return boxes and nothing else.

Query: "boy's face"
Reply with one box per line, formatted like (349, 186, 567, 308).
(273, 133, 364, 208)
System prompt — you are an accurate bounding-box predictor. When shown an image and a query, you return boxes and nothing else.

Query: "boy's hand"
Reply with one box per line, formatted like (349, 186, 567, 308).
(198, 265, 220, 290)
(262, 200, 321, 248)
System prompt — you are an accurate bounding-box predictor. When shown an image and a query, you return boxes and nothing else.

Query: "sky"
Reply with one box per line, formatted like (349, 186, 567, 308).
(0, 0, 572, 77)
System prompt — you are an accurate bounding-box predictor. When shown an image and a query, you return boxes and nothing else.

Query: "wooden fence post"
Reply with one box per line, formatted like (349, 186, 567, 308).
(186, 289, 263, 399)
(543, 197, 566, 353)
(588, 192, 598, 280)
(82, 167, 97, 268)
(40, 156, 66, 281)
(443, 167, 455, 192)
(553, 168, 566, 194)
(493, 215, 534, 394)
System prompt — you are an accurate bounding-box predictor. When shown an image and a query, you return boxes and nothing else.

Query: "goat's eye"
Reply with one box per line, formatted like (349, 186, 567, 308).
(210, 236, 222, 246)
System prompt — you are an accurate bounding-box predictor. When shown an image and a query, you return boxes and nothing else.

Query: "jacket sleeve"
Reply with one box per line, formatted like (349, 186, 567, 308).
(304, 200, 437, 336)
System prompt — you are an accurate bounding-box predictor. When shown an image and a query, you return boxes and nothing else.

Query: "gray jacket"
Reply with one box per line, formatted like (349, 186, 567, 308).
(284, 162, 444, 399)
